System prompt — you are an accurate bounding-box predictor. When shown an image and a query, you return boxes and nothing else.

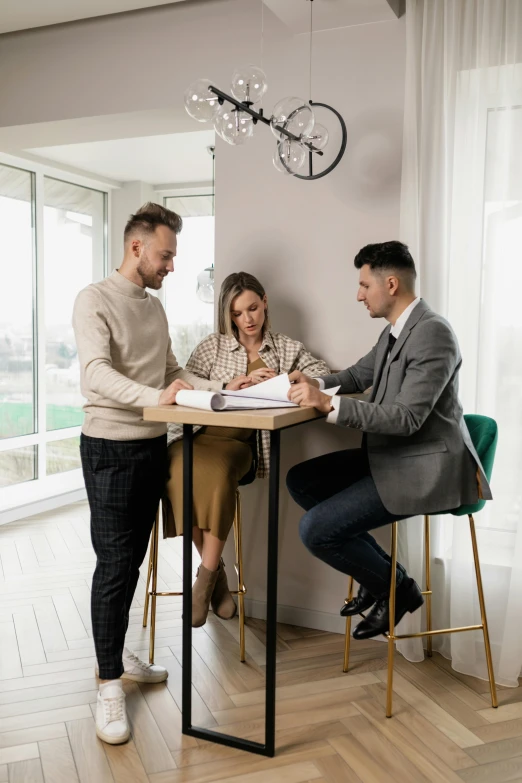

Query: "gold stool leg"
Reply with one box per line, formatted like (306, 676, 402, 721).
(343, 576, 354, 673)
(149, 509, 160, 665)
(425, 514, 433, 657)
(386, 521, 398, 718)
(143, 542, 153, 628)
(234, 490, 246, 663)
(469, 514, 498, 708)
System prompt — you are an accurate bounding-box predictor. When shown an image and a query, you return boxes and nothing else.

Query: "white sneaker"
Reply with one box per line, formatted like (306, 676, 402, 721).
(95, 648, 168, 684)
(95, 680, 130, 745)
(121, 647, 168, 683)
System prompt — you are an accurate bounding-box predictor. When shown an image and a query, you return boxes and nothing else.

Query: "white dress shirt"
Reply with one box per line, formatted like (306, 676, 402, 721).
(319, 297, 421, 424)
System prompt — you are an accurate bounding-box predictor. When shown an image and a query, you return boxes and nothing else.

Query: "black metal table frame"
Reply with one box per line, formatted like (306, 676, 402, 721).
(181, 422, 295, 757)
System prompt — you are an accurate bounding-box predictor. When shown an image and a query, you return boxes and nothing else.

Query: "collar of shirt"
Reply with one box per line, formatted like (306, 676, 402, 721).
(225, 330, 276, 354)
(390, 297, 421, 340)
(109, 269, 148, 299)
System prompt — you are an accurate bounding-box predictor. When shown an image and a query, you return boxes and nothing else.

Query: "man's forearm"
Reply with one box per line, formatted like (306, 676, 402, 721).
(335, 396, 420, 436)
(86, 360, 162, 409)
(165, 365, 223, 393)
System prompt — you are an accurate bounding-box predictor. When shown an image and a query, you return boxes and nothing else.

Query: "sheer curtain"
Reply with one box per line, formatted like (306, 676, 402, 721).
(397, 0, 522, 686)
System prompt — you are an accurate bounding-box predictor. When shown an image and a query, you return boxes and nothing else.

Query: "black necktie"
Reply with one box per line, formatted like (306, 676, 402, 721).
(362, 333, 396, 454)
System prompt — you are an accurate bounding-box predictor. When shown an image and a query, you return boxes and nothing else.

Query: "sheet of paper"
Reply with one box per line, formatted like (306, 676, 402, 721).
(175, 389, 218, 410)
(175, 381, 341, 412)
(224, 374, 340, 403)
(224, 373, 294, 402)
(219, 397, 296, 410)
(174, 389, 297, 411)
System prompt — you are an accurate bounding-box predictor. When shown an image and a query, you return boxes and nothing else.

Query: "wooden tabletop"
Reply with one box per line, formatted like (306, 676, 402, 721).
(143, 403, 326, 431)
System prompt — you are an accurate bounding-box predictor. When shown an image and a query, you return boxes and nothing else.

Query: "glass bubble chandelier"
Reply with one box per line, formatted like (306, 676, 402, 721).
(183, 0, 346, 180)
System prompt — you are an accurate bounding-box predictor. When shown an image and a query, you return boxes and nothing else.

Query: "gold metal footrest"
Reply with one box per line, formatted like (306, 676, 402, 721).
(388, 624, 483, 641)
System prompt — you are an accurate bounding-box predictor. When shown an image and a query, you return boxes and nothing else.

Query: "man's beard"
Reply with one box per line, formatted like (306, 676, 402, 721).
(136, 252, 162, 290)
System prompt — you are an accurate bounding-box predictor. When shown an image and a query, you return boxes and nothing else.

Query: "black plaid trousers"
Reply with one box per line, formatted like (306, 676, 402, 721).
(80, 433, 167, 680)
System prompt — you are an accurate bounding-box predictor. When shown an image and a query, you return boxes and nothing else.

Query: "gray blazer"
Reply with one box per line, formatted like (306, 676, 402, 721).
(320, 300, 491, 516)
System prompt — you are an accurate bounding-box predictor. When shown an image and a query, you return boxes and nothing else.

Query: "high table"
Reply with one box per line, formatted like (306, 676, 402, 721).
(143, 403, 326, 757)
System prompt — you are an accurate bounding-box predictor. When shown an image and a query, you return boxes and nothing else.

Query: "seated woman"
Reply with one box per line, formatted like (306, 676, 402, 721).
(165, 271, 330, 627)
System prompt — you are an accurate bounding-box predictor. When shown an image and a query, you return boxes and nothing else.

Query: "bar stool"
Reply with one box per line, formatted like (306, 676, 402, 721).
(342, 414, 499, 717)
(142, 448, 258, 665)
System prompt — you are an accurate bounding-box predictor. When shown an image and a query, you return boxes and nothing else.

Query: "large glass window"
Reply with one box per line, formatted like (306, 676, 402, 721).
(163, 195, 214, 366)
(44, 179, 106, 431)
(0, 162, 107, 500)
(0, 165, 35, 440)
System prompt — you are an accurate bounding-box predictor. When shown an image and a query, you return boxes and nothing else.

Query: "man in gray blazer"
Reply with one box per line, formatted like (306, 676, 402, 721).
(287, 241, 491, 640)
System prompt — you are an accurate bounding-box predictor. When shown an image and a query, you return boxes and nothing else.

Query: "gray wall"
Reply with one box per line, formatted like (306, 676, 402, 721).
(216, 15, 406, 629)
(0, 0, 259, 129)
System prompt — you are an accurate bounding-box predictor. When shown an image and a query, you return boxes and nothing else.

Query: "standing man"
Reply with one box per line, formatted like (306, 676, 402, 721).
(73, 203, 223, 745)
(286, 241, 491, 640)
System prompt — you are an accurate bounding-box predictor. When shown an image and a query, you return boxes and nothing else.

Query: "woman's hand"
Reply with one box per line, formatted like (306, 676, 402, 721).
(248, 367, 277, 384)
(225, 375, 253, 391)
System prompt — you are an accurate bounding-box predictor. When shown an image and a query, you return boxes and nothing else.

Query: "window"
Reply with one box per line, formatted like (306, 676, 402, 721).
(449, 67, 522, 543)
(0, 165, 35, 442)
(44, 179, 106, 431)
(163, 195, 214, 366)
(0, 159, 108, 508)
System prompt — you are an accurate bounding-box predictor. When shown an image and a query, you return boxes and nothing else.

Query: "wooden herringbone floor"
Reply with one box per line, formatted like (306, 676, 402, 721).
(0, 501, 521, 782)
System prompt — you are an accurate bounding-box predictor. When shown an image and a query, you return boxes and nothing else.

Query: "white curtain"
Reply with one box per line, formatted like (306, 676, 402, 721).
(397, 0, 522, 687)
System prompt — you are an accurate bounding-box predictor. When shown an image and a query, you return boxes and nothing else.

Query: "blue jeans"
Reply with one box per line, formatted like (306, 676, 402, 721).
(286, 448, 409, 598)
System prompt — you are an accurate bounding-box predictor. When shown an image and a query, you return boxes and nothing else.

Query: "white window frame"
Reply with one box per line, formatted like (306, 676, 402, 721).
(0, 151, 116, 519)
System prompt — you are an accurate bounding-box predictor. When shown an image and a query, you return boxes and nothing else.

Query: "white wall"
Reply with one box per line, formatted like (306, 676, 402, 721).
(216, 16, 406, 631)
(0, 0, 406, 632)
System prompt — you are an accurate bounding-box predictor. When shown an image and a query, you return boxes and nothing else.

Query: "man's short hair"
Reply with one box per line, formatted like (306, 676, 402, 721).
(124, 202, 183, 243)
(354, 241, 417, 282)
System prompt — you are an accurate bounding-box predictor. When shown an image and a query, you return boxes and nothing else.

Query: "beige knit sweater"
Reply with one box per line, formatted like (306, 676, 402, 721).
(72, 270, 222, 440)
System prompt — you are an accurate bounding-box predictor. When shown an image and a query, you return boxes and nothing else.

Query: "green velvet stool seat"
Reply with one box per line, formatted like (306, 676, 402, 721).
(342, 414, 499, 717)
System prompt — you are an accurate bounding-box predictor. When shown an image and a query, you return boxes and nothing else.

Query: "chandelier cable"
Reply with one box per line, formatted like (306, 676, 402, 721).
(260, 1, 265, 89)
(309, 0, 314, 103)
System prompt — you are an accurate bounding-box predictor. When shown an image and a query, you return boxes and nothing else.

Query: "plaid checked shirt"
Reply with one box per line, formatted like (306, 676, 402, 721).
(167, 330, 330, 477)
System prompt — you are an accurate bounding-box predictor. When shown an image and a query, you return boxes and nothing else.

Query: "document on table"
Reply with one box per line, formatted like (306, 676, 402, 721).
(175, 374, 340, 412)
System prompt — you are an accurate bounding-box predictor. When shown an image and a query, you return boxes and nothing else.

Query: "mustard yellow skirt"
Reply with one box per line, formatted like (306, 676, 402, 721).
(164, 426, 254, 541)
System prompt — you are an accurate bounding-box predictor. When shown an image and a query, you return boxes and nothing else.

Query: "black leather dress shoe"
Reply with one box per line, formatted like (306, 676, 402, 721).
(352, 577, 424, 640)
(341, 563, 407, 618)
(340, 584, 375, 617)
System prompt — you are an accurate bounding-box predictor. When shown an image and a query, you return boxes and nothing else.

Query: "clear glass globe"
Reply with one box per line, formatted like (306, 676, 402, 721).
(304, 122, 329, 151)
(273, 139, 306, 175)
(230, 65, 268, 104)
(196, 267, 214, 303)
(214, 106, 254, 145)
(270, 97, 314, 141)
(184, 78, 220, 123)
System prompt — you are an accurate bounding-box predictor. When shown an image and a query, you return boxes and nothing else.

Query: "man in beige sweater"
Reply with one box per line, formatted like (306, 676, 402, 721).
(73, 203, 222, 745)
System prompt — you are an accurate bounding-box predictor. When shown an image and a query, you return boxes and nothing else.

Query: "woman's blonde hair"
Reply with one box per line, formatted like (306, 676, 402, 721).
(218, 272, 270, 338)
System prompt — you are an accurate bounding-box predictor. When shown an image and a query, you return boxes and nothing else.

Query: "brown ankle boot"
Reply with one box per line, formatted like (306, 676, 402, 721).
(211, 559, 237, 620)
(192, 564, 219, 627)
